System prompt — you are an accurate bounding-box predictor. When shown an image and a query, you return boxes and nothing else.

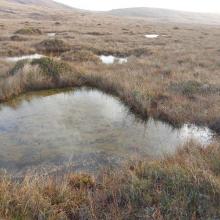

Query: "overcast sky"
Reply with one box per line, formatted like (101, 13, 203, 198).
(54, 0, 220, 13)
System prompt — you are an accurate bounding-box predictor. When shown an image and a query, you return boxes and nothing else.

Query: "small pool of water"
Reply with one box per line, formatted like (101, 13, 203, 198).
(145, 34, 159, 39)
(99, 55, 128, 64)
(47, 33, 56, 37)
(5, 54, 45, 62)
(0, 88, 214, 175)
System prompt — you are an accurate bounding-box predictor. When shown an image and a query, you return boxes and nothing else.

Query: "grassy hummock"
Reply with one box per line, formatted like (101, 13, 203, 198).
(31, 57, 72, 77)
(15, 28, 42, 35)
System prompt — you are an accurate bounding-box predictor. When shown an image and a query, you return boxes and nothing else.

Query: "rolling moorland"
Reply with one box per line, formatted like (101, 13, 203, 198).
(0, 0, 220, 219)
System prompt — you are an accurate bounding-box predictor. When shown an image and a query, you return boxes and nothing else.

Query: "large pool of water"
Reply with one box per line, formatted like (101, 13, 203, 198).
(0, 88, 214, 175)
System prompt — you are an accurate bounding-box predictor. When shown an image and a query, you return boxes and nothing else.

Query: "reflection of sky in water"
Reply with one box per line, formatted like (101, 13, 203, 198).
(145, 34, 159, 38)
(4, 54, 45, 62)
(47, 33, 56, 37)
(99, 55, 128, 64)
(0, 88, 214, 173)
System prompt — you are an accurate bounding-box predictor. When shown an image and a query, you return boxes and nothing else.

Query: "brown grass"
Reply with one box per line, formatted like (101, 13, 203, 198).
(0, 142, 219, 219)
(0, 10, 220, 131)
(0, 55, 219, 133)
(0, 5, 220, 219)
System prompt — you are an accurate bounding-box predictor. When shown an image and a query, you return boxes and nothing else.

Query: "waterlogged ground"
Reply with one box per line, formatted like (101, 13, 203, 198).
(0, 88, 214, 175)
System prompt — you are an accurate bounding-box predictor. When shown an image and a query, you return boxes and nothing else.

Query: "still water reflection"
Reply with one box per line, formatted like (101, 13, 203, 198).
(0, 88, 214, 174)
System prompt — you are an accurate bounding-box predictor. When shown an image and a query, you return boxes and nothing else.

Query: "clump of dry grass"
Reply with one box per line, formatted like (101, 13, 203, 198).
(36, 39, 70, 54)
(0, 58, 80, 102)
(15, 27, 42, 35)
(0, 142, 219, 219)
(169, 80, 220, 97)
(10, 35, 27, 41)
(61, 50, 100, 63)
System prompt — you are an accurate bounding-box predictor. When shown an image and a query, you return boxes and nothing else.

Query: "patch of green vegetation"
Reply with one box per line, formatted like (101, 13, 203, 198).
(31, 57, 71, 78)
(15, 27, 42, 35)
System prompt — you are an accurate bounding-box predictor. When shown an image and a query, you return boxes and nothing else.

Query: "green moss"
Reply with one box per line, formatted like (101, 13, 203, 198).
(31, 57, 71, 77)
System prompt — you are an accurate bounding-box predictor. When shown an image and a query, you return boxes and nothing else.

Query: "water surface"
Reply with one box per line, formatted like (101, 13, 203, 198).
(47, 33, 56, 37)
(99, 55, 128, 64)
(145, 34, 159, 38)
(0, 88, 214, 175)
(5, 54, 45, 62)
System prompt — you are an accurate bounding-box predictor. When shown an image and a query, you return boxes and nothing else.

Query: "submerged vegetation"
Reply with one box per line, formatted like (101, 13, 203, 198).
(0, 143, 219, 219)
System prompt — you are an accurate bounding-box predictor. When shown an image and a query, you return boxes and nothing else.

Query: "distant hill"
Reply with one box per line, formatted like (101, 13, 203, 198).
(109, 7, 220, 25)
(0, 0, 72, 19)
(2, 1, 220, 26)
(2, 0, 69, 9)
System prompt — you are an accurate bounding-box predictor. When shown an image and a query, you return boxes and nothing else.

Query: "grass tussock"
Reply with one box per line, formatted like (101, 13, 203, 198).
(36, 39, 70, 53)
(31, 57, 72, 78)
(10, 35, 27, 41)
(15, 27, 42, 35)
(0, 58, 80, 102)
(0, 143, 219, 219)
(61, 50, 100, 63)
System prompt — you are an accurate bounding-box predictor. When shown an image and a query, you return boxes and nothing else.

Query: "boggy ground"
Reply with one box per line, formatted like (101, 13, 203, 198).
(0, 8, 220, 219)
(0, 11, 220, 131)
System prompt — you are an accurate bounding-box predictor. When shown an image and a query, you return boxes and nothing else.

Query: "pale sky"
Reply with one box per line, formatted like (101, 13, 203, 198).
(54, 0, 220, 13)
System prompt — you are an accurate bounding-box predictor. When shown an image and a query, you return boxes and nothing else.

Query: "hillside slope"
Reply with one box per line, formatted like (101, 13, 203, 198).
(109, 7, 220, 25)
(0, 0, 71, 19)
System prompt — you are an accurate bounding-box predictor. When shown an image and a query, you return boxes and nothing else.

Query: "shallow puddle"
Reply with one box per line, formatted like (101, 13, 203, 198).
(47, 33, 56, 37)
(99, 55, 128, 64)
(145, 34, 159, 38)
(5, 54, 45, 62)
(0, 88, 214, 175)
